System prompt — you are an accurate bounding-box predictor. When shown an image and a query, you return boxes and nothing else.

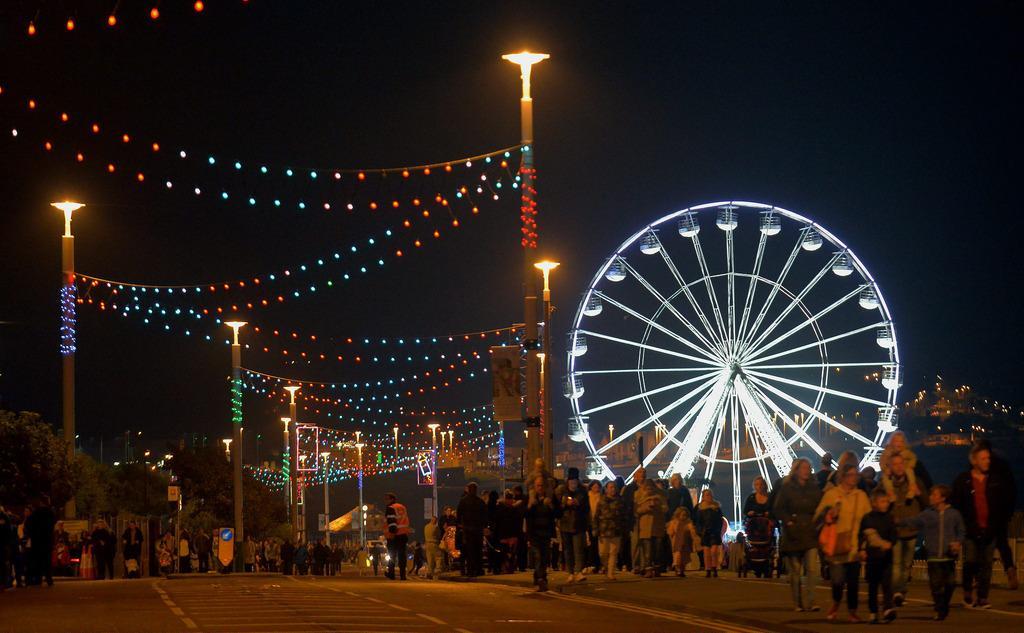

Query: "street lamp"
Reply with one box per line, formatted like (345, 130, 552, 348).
(222, 438, 232, 462)
(320, 451, 331, 547)
(535, 260, 560, 470)
(427, 423, 440, 517)
(284, 386, 300, 541)
(354, 442, 366, 547)
(504, 51, 549, 478)
(609, 424, 615, 442)
(393, 425, 399, 462)
(225, 320, 246, 570)
(281, 417, 291, 517)
(53, 200, 84, 519)
(447, 430, 455, 455)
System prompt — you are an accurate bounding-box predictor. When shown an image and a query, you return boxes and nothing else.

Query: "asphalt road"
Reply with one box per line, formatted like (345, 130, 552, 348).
(3, 569, 1023, 633)
(0, 572, 760, 633)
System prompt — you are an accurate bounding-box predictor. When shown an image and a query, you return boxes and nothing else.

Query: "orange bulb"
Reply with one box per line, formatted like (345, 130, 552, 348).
(27, 22, 36, 36)
(60, 112, 69, 122)
(412, 198, 421, 206)
(452, 219, 460, 227)
(433, 230, 441, 238)
(402, 169, 410, 178)
(414, 240, 422, 247)
(444, 164, 452, 172)
(136, 172, 145, 182)
(107, 163, 116, 173)
(391, 200, 399, 208)
(76, 153, 84, 162)
(44, 141, 52, 151)
(91, 123, 100, 133)
(66, 19, 75, 31)
(357, 172, 366, 181)
(422, 210, 430, 218)
(403, 220, 411, 228)
(150, 7, 160, 20)
(151, 142, 160, 152)
(28, 99, 36, 109)
(121, 133, 130, 143)
(423, 167, 431, 175)
(472, 206, 479, 214)
(108, 15, 118, 27)
(194, 1, 205, 12)
(396, 250, 403, 257)
(369, 201, 378, 210)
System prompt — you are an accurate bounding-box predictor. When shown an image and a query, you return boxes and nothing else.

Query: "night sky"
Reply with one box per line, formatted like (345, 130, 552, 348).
(1, 1, 1021, 461)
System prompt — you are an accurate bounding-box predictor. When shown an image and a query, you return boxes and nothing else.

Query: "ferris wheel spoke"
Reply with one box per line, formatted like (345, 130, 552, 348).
(736, 232, 768, 350)
(636, 379, 722, 469)
(595, 373, 722, 453)
(743, 321, 885, 365)
(619, 259, 724, 357)
(656, 245, 728, 355)
(742, 285, 861, 361)
(746, 374, 876, 447)
(734, 378, 795, 477)
(577, 329, 723, 366)
(579, 369, 721, 417)
(745, 369, 890, 408)
(741, 253, 842, 358)
(726, 230, 737, 354)
(690, 235, 730, 350)
(701, 394, 730, 488)
(742, 406, 775, 490)
(594, 290, 723, 364)
(743, 361, 884, 371)
(730, 390, 743, 518)
(744, 378, 829, 459)
(577, 367, 720, 376)
(666, 376, 733, 478)
(740, 228, 805, 355)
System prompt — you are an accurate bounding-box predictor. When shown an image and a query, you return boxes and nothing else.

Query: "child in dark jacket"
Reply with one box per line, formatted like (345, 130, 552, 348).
(860, 488, 898, 623)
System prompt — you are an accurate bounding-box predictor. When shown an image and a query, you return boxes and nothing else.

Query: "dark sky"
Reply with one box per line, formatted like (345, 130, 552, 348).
(1, 1, 1021, 461)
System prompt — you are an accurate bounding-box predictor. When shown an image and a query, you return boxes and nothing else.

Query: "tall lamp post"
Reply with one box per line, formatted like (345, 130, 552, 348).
(280, 417, 291, 516)
(503, 52, 549, 470)
(284, 385, 300, 541)
(53, 200, 84, 519)
(428, 423, 440, 517)
(393, 425, 399, 463)
(535, 260, 560, 470)
(355, 442, 366, 547)
(225, 320, 246, 571)
(321, 451, 331, 547)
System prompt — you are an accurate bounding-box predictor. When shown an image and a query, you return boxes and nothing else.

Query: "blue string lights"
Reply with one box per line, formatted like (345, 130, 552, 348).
(60, 284, 76, 355)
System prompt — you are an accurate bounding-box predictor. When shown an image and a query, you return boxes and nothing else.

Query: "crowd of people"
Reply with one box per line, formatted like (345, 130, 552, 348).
(407, 437, 1017, 625)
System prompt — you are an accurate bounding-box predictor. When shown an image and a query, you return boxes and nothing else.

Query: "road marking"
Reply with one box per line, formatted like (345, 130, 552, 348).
(169, 607, 184, 616)
(345, 591, 361, 597)
(416, 613, 447, 625)
(365, 596, 386, 603)
(454, 629, 475, 633)
(181, 617, 198, 630)
(388, 603, 411, 611)
(551, 591, 763, 633)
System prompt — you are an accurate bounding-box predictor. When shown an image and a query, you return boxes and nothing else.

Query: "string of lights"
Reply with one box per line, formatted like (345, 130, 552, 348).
(21, 2, 237, 38)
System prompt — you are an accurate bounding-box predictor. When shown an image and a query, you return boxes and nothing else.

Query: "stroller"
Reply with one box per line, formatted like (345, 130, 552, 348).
(743, 514, 776, 578)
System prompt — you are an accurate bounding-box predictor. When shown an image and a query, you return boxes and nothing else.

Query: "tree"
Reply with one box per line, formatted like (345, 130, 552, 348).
(0, 410, 76, 509)
(168, 445, 287, 539)
(74, 454, 114, 517)
(107, 462, 171, 517)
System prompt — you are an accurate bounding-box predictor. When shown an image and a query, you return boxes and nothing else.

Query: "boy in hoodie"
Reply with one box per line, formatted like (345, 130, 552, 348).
(898, 485, 965, 621)
(859, 488, 898, 623)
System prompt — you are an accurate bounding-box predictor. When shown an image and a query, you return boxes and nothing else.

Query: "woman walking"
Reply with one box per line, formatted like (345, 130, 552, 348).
(696, 489, 725, 577)
(815, 463, 870, 622)
(595, 481, 626, 580)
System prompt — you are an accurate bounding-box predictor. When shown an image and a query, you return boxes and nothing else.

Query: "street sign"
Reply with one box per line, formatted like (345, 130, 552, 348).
(217, 527, 234, 568)
(167, 485, 180, 502)
(491, 346, 522, 421)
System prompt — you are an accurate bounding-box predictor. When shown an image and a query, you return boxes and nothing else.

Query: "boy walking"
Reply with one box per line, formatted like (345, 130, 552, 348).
(899, 485, 965, 621)
(860, 489, 898, 623)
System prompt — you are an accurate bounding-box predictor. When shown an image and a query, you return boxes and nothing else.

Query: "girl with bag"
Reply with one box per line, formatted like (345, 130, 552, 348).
(815, 463, 870, 623)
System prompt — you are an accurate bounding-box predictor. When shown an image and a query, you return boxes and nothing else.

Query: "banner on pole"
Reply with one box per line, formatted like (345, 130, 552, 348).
(490, 346, 522, 421)
(416, 450, 435, 486)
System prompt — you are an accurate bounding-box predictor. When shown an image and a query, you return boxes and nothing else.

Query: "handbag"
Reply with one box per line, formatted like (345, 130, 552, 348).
(819, 494, 859, 557)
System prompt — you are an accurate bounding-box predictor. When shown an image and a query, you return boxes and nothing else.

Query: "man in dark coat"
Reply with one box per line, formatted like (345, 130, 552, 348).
(974, 438, 1018, 589)
(26, 499, 56, 586)
(121, 520, 144, 578)
(951, 443, 1014, 609)
(525, 474, 562, 591)
(456, 482, 487, 577)
(280, 539, 295, 575)
(773, 458, 823, 611)
(194, 529, 212, 574)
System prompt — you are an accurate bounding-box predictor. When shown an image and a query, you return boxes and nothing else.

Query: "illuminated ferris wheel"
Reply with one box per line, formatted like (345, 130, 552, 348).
(565, 201, 901, 523)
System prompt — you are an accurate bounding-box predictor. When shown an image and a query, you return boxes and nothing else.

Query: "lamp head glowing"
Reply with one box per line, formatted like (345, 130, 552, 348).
(281, 416, 291, 427)
(52, 201, 84, 237)
(222, 438, 232, 447)
(533, 260, 560, 273)
(355, 442, 365, 450)
(225, 320, 246, 344)
(284, 385, 300, 403)
(502, 51, 549, 100)
(321, 451, 331, 460)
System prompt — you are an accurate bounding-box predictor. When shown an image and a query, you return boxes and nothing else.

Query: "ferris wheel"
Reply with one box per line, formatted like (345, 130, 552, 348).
(565, 201, 901, 523)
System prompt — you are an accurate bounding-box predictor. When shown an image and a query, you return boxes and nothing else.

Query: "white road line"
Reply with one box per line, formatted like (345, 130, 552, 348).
(345, 591, 361, 597)
(181, 617, 198, 630)
(454, 629, 475, 633)
(169, 607, 184, 616)
(552, 592, 762, 633)
(416, 613, 447, 625)
(365, 596, 386, 604)
(388, 603, 412, 612)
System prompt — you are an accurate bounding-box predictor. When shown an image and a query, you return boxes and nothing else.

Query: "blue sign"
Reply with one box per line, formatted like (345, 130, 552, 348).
(220, 528, 234, 542)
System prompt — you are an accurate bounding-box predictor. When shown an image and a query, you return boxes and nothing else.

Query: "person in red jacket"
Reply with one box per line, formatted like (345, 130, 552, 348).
(384, 493, 411, 580)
